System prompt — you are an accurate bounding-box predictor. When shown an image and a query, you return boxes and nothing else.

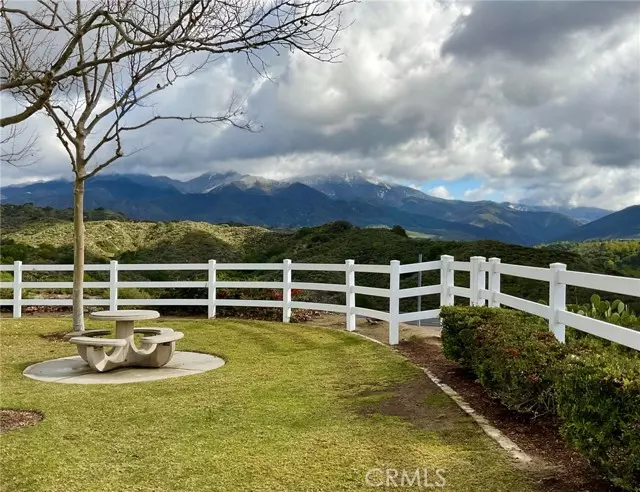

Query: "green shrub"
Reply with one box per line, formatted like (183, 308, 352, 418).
(440, 306, 640, 490)
(556, 346, 640, 491)
(114, 288, 153, 300)
(440, 305, 494, 368)
(323, 220, 353, 233)
(0, 271, 13, 300)
(440, 306, 565, 415)
(295, 227, 313, 239)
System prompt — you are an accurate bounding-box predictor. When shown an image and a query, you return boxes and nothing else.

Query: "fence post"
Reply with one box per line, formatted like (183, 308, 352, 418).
(440, 255, 454, 308)
(417, 253, 423, 327)
(208, 259, 217, 319)
(470, 256, 486, 306)
(109, 260, 118, 311)
(389, 260, 401, 345)
(549, 263, 567, 343)
(345, 259, 356, 332)
(12, 260, 22, 319)
(488, 257, 501, 308)
(282, 259, 292, 323)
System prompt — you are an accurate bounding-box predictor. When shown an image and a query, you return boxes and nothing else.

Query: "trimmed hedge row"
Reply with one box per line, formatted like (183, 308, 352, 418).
(556, 343, 640, 491)
(440, 306, 640, 491)
(441, 307, 566, 416)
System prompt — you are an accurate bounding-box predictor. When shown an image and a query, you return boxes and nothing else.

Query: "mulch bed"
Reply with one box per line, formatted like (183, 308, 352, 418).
(0, 409, 43, 433)
(398, 337, 620, 492)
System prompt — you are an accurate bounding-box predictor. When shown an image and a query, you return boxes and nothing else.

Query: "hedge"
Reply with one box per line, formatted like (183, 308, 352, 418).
(556, 343, 640, 491)
(441, 306, 567, 415)
(440, 306, 640, 491)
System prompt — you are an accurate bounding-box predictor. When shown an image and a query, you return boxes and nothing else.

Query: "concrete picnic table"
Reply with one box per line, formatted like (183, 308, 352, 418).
(68, 310, 183, 373)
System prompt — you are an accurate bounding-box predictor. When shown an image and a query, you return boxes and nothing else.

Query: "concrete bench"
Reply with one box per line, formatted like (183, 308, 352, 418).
(140, 332, 184, 345)
(63, 329, 111, 340)
(133, 328, 175, 336)
(69, 336, 128, 347)
(69, 336, 128, 372)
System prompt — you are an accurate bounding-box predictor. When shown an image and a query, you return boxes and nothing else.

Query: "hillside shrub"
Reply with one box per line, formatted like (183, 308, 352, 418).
(440, 306, 640, 490)
(295, 227, 313, 239)
(323, 220, 353, 233)
(0, 271, 12, 300)
(310, 234, 331, 244)
(391, 225, 407, 237)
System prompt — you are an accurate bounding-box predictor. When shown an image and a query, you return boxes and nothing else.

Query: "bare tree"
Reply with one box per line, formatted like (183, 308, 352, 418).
(1, 124, 38, 165)
(1, 0, 352, 331)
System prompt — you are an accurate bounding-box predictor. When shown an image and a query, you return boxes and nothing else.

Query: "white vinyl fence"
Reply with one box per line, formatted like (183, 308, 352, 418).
(1, 255, 639, 350)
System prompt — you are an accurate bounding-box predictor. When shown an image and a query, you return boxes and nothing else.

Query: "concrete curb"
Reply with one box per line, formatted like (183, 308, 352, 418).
(420, 367, 531, 463)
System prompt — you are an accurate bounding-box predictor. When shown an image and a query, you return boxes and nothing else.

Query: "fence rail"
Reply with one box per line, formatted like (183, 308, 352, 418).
(2, 256, 639, 349)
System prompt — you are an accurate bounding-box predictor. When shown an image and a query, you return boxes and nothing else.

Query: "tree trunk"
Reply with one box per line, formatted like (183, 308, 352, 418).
(72, 177, 85, 331)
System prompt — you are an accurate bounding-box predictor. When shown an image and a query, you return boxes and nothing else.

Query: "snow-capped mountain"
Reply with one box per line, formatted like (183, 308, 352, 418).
(211, 175, 285, 194)
(174, 172, 284, 194)
(176, 171, 243, 193)
(294, 171, 441, 206)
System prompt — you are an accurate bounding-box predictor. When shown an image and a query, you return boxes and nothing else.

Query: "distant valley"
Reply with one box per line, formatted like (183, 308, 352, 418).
(1, 171, 635, 246)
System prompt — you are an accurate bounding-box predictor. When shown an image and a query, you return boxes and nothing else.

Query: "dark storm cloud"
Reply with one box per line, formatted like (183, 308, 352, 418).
(442, 1, 640, 62)
(2, 1, 639, 208)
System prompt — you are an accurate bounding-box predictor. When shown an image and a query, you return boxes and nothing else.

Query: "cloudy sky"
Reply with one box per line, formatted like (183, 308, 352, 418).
(2, 0, 639, 210)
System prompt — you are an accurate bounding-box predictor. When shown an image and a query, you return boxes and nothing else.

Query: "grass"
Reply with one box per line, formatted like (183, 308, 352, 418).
(0, 318, 535, 492)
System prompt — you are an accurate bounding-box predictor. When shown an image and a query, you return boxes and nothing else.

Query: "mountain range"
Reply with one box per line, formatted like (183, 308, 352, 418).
(553, 205, 640, 242)
(1, 171, 635, 245)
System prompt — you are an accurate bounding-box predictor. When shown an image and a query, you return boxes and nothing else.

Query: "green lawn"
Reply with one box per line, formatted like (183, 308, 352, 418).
(1, 318, 534, 492)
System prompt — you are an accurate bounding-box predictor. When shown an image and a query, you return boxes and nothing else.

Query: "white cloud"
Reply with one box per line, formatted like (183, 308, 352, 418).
(463, 186, 492, 202)
(427, 185, 453, 200)
(522, 128, 551, 145)
(1, 1, 639, 210)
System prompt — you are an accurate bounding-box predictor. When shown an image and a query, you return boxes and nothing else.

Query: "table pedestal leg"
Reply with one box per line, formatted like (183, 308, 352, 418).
(115, 320, 135, 341)
(85, 345, 127, 372)
(117, 320, 177, 368)
(114, 320, 135, 365)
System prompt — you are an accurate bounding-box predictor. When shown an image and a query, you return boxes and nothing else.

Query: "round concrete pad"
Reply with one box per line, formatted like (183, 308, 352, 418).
(23, 352, 225, 385)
